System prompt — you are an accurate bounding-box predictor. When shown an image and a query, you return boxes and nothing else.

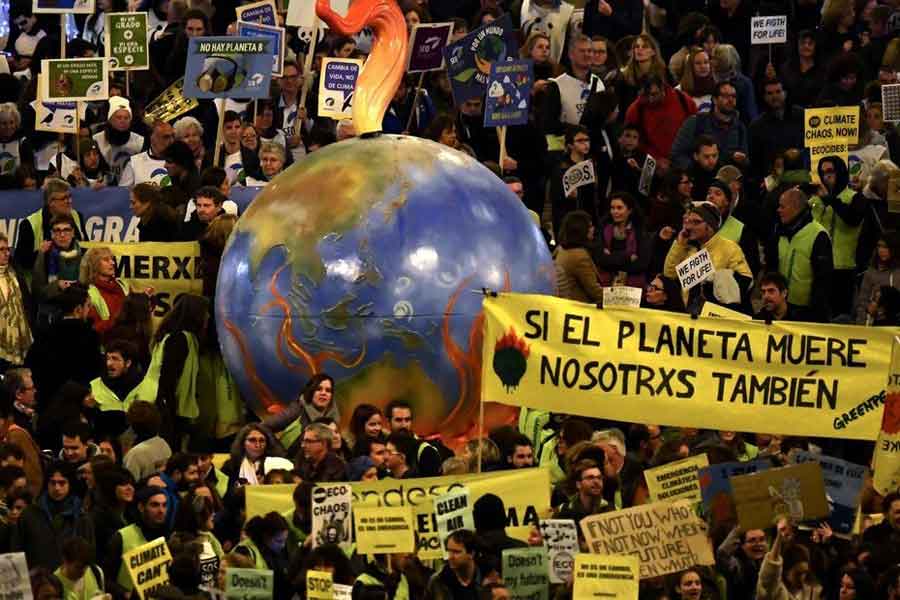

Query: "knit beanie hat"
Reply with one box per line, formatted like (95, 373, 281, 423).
(346, 456, 376, 481)
(689, 202, 721, 231)
(108, 96, 132, 121)
(706, 180, 733, 205)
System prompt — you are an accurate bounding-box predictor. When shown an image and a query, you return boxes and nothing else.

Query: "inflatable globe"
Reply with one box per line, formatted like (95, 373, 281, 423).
(216, 134, 555, 440)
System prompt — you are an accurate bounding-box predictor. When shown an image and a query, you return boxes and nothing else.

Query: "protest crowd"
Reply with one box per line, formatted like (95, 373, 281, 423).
(2, 0, 900, 599)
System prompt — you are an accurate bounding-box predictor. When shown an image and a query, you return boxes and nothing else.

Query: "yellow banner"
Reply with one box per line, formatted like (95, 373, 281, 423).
(573, 554, 639, 600)
(354, 505, 416, 555)
(246, 468, 551, 559)
(123, 537, 171, 600)
(700, 301, 751, 321)
(645, 454, 708, 504)
(82, 241, 203, 327)
(482, 293, 897, 441)
(874, 337, 900, 494)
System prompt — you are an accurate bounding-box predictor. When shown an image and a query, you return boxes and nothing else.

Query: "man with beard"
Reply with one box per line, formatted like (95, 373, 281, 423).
(90, 340, 148, 438)
(754, 272, 797, 322)
(119, 120, 175, 187)
(104, 486, 170, 598)
(93, 97, 144, 185)
(216, 110, 261, 183)
(671, 81, 749, 170)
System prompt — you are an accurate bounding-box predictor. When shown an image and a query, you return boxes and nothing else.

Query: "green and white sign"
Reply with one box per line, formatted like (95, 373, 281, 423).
(41, 58, 109, 102)
(106, 12, 149, 71)
(225, 568, 273, 600)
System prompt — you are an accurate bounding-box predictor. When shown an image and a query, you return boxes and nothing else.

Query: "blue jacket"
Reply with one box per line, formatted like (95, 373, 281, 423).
(670, 112, 750, 169)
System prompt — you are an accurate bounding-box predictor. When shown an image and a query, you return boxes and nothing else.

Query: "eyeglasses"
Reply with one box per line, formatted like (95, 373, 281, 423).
(301, 438, 323, 445)
(51, 194, 72, 203)
(52, 227, 73, 234)
(646, 283, 663, 292)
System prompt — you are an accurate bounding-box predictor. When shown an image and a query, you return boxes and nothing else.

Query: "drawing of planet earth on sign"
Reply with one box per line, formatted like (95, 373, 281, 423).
(216, 134, 555, 440)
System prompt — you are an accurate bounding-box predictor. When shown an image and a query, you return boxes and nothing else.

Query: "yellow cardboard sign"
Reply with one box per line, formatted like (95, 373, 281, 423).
(580, 500, 714, 580)
(246, 468, 551, 559)
(645, 454, 709, 503)
(123, 537, 171, 600)
(730, 461, 829, 530)
(354, 505, 416, 555)
(573, 554, 639, 600)
(306, 569, 333, 600)
(700, 301, 752, 321)
(804, 106, 859, 146)
(481, 293, 897, 441)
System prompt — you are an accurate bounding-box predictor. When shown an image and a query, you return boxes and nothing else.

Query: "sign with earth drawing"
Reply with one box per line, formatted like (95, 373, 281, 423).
(444, 14, 518, 103)
(106, 13, 150, 71)
(41, 58, 109, 102)
(183, 37, 274, 99)
(484, 59, 533, 128)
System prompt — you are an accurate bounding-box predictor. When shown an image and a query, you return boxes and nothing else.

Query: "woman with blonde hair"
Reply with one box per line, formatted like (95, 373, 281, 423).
(818, 0, 858, 60)
(174, 116, 207, 171)
(520, 31, 560, 81)
(79, 245, 131, 334)
(617, 33, 668, 113)
(676, 47, 715, 113)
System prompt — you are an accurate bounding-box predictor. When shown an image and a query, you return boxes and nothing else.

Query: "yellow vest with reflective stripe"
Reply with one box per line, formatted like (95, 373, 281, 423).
(26, 209, 84, 254)
(810, 189, 861, 270)
(87, 279, 129, 320)
(90, 375, 155, 413)
(148, 332, 200, 419)
(778, 221, 828, 307)
(233, 538, 268, 570)
(117, 524, 148, 590)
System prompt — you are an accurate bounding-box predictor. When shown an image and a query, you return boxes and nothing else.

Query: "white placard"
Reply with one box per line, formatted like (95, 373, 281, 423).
(539, 519, 579, 584)
(562, 159, 596, 197)
(0, 553, 32, 600)
(751, 15, 787, 45)
(310, 483, 353, 551)
(638, 154, 656, 196)
(434, 486, 474, 559)
(603, 286, 643, 308)
(333, 584, 353, 600)
(675, 248, 716, 291)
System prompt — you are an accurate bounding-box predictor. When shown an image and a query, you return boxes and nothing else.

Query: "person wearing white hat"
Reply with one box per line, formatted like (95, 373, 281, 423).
(92, 96, 145, 185)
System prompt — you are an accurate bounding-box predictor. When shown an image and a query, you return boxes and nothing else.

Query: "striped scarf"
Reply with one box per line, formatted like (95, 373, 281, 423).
(0, 265, 31, 365)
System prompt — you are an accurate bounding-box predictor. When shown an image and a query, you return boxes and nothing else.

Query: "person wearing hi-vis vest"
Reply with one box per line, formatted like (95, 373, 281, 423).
(103, 485, 169, 599)
(811, 155, 866, 318)
(233, 512, 291, 596)
(767, 188, 834, 323)
(264, 373, 339, 458)
(149, 293, 208, 449)
(384, 399, 444, 476)
(80, 246, 138, 336)
(90, 340, 151, 439)
(705, 179, 761, 276)
(354, 553, 412, 600)
(13, 178, 86, 281)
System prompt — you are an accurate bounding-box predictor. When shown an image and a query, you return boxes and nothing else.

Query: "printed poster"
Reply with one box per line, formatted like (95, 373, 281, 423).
(235, 0, 277, 26)
(407, 22, 454, 73)
(237, 21, 286, 77)
(310, 483, 353, 551)
(106, 12, 150, 71)
(318, 58, 362, 120)
(41, 58, 109, 102)
(444, 14, 518, 103)
(792, 451, 867, 534)
(484, 59, 533, 128)
(183, 37, 274, 99)
(33, 0, 93, 13)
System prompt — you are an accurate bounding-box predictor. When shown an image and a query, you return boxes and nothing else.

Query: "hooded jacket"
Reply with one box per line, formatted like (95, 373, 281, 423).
(810, 155, 865, 271)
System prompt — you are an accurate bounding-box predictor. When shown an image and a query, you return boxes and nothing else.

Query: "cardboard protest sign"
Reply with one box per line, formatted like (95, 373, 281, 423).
(603, 286, 642, 309)
(354, 505, 416, 555)
(573, 554, 639, 600)
(183, 37, 274, 99)
(792, 451, 867, 534)
(245, 469, 551, 560)
(123, 537, 172, 599)
(408, 22, 454, 73)
(676, 249, 715, 290)
(33, 0, 93, 13)
(645, 454, 709, 503)
(699, 460, 770, 527)
(730, 462, 829, 530)
(235, 0, 277, 26)
(225, 568, 273, 599)
(751, 16, 787, 44)
(638, 155, 656, 196)
(874, 337, 900, 493)
(434, 486, 475, 558)
(580, 500, 714, 579)
(144, 78, 198, 124)
(484, 59, 533, 128)
(805, 106, 859, 184)
(237, 21, 285, 77)
(700, 301, 752, 320)
(0, 553, 32, 600)
(539, 519, 579, 584)
(41, 58, 109, 102)
(444, 14, 518, 103)
(318, 58, 363, 120)
(334, 584, 353, 600)
(562, 160, 596, 197)
(306, 570, 333, 600)
(106, 12, 150, 70)
(503, 548, 549, 600)
(311, 483, 352, 550)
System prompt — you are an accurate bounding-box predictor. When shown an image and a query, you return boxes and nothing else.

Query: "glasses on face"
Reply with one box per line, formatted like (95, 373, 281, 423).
(52, 227, 73, 235)
(245, 437, 266, 445)
(51, 194, 73, 203)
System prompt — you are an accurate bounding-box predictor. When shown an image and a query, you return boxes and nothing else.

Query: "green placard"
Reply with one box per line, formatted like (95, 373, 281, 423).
(106, 12, 149, 71)
(42, 58, 109, 101)
(225, 568, 273, 600)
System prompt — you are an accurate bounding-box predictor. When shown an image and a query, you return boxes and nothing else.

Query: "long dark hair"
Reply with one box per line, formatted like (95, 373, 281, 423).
(558, 210, 593, 249)
(348, 403, 381, 443)
(153, 293, 209, 346)
(244, 511, 289, 546)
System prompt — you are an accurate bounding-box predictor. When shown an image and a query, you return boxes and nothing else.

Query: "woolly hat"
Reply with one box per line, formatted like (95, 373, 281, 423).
(136, 485, 167, 504)
(706, 180, 733, 205)
(108, 96, 132, 121)
(715, 165, 743, 186)
(688, 201, 721, 231)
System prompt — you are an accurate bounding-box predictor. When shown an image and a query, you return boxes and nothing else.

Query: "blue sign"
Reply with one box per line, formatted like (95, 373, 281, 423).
(235, 1, 277, 26)
(183, 37, 274, 100)
(443, 14, 518, 104)
(236, 21, 285, 77)
(0, 187, 259, 247)
(792, 451, 867, 534)
(484, 59, 533, 127)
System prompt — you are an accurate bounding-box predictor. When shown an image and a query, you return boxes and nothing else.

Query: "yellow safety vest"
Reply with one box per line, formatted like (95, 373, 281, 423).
(233, 538, 268, 570)
(26, 209, 84, 255)
(90, 375, 156, 413)
(718, 216, 745, 244)
(810, 188, 861, 270)
(148, 332, 200, 419)
(355, 572, 410, 600)
(117, 524, 148, 591)
(55, 565, 103, 600)
(87, 279, 129, 320)
(778, 221, 828, 307)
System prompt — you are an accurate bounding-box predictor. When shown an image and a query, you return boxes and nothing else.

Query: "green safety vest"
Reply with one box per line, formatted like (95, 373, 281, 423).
(90, 375, 156, 413)
(518, 408, 550, 449)
(778, 221, 828, 307)
(55, 564, 104, 600)
(87, 279, 129, 320)
(233, 538, 268, 570)
(537, 431, 565, 485)
(810, 189, 861, 270)
(282, 509, 309, 551)
(717, 216, 745, 244)
(117, 524, 148, 590)
(211, 467, 229, 499)
(356, 572, 410, 600)
(199, 530, 224, 558)
(148, 332, 200, 419)
(279, 417, 305, 453)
